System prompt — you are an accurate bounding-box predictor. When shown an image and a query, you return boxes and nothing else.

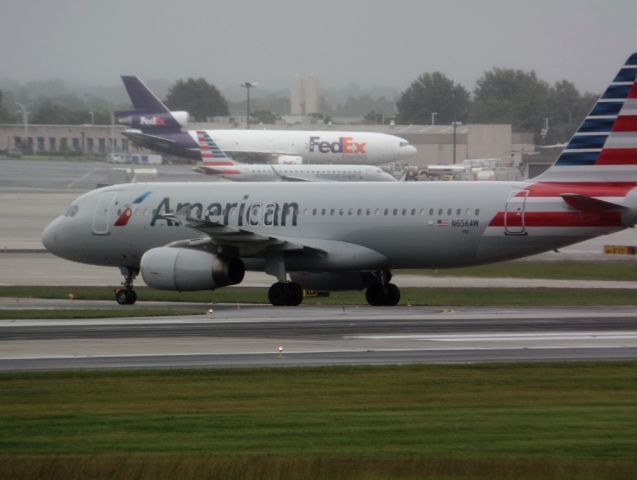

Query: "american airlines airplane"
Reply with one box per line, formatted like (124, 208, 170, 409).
(115, 76, 417, 164)
(43, 53, 637, 307)
(193, 130, 396, 182)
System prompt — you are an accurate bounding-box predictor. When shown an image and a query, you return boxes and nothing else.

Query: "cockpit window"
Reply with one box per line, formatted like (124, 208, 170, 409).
(64, 205, 79, 217)
(400, 141, 410, 147)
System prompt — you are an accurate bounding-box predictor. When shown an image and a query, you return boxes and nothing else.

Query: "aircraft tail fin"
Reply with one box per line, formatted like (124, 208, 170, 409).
(538, 53, 637, 182)
(115, 76, 185, 131)
(121, 76, 170, 113)
(196, 130, 237, 165)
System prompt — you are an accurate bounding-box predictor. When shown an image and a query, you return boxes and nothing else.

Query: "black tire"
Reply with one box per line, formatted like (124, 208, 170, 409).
(268, 282, 288, 306)
(115, 288, 131, 305)
(365, 283, 387, 306)
(125, 289, 137, 305)
(384, 283, 400, 306)
(286, 282, 304, 306)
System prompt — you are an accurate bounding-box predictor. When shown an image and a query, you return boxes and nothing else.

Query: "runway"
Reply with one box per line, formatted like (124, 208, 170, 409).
(1, 305, 636, 371)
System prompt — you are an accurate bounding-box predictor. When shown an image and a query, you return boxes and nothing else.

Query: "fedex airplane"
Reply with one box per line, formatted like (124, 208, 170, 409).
(43, 53, 637, 307)
(115, 76, 417, 164)
(193, 130, 396, 182)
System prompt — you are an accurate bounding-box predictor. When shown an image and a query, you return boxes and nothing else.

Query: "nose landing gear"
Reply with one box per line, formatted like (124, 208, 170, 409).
(115, 267, 138, 305)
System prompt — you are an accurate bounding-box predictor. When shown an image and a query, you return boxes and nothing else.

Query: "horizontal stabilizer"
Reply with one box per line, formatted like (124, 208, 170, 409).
(561, 193, 627, 211)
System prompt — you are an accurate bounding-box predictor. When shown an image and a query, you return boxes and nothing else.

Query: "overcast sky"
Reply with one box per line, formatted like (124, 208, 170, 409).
(2, 0, 636, 93)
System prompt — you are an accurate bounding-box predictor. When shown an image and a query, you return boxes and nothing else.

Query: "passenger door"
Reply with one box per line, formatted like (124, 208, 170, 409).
(92, 191, 117, 235)
(504, 189, 529, 235)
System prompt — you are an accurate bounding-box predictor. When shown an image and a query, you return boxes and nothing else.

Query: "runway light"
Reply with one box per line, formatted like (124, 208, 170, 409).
(278, 346, 284, 357)
(68, 293, 75, 301)
(208, 308, 214, 317)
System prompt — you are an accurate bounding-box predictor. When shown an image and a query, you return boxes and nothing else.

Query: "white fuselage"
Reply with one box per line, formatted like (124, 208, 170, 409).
(187, 130, 417, 165)
(42, 181, 636, 274)
(193, 163, 397, 182)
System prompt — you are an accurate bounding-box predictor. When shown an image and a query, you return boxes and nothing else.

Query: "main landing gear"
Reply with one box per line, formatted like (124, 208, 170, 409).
(115, 267, 138, 305)
(268, 281, 304, 306)
(365, 271, 400, 306)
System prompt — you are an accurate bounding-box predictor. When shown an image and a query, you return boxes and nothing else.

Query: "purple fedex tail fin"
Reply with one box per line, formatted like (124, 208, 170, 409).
(115, 76, 186, 131)
(121, 76, 170, 113)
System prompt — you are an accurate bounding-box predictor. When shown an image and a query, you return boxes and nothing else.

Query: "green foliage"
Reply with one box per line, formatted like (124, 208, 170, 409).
(470, 69, 597, 143)
(29, 98, 110, 125)
(364, 109, 394, 125)
(165, 78, 229, 121)
(0, 90, 11, 122)
(397, 72, 470, 124)
(251, 110, 278, 124)
(471, 68, 551, 135)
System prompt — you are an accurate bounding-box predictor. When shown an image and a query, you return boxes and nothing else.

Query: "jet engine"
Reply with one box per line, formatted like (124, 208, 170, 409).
(274, 155, 303, 164)
(114, 111, 189, 129)
(289, 271, 376, 291)
(140, 247, 244, 291)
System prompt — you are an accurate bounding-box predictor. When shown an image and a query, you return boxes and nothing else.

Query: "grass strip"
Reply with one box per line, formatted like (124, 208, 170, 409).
(1, 454, 634, 480)
(401, 259, 637, 280)
(0, 308, 200, 319)
(0, 363, 636, 479)
(2, 285, 637, 306)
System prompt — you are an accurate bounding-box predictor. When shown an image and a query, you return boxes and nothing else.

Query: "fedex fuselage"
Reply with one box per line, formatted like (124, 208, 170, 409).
(124, 128, 417, 164)
(187, 130, 415, 165)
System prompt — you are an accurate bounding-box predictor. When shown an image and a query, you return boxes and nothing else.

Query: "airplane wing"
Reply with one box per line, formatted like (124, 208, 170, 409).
(158, 204, 387, 270)
(192, 164, 229, 175)
(269, 165, 310, 182)
(121, 129, 176, 146)
(160, 204, 313, 256)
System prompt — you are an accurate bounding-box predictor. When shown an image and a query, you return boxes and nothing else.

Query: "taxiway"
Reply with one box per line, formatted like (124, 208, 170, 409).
(1, 305, 636, 371)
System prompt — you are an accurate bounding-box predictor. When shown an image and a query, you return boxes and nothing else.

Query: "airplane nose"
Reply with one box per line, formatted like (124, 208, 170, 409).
(41, 217, 60, 252)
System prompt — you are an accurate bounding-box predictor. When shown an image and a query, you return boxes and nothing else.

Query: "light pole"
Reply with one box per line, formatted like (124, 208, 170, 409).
(431, 112, 437, 126)
(15, 102, 28, 152)
(452, 121, 463, 164)
(89, 111, 94, 125)
(240, 82, 258, 129)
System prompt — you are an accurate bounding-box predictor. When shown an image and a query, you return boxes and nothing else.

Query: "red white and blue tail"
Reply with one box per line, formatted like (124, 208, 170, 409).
(539, 53, 637, 182)
(195, 130, 237, 165)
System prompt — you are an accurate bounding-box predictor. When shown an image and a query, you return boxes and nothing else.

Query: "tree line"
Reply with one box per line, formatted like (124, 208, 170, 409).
(1, 69, 599, 144)
(396, 69, 597, 144)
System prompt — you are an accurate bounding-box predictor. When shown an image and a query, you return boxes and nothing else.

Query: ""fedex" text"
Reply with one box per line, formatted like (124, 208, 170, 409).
(309, 136, 366, 154)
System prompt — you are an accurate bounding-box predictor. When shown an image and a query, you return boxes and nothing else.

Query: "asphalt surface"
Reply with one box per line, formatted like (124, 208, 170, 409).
(1, 304, 636, 371)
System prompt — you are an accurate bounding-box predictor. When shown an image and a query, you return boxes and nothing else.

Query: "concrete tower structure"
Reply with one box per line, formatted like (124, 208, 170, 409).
(290, 74, 320, 115)
(290, 75, 303, 115)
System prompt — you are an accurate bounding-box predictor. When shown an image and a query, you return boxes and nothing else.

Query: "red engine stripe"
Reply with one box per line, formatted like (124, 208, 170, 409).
(488, 211, 624, 228)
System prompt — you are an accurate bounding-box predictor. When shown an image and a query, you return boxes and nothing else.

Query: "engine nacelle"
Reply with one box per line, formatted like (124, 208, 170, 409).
(274, 155, 303, 165)
(289, 271, 376, 292)
(170, 111, 189, 127)
(140, 247, 244, 291)
(114, 111, 189, 129)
